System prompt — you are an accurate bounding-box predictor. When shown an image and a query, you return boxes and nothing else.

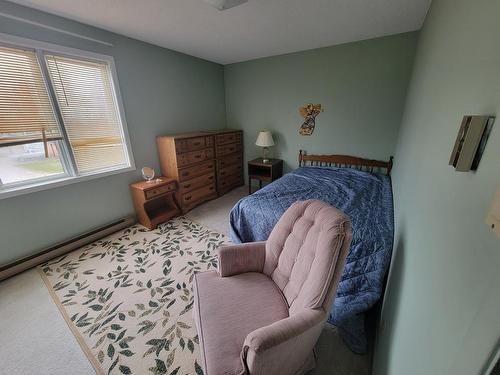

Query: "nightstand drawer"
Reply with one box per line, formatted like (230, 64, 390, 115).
(216, 142, 241, 157)
(179, 172, 215, 194)
(181, 184, 216, 205)
(216, 132, 242, 146)
(144, 182, 176, 200)
(177, 148, 214, 168)
(178, 160, 214, 182)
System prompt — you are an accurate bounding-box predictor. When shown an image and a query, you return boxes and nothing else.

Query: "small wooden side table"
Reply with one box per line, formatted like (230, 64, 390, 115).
(248, 158, 283, 194)
(130, 177, 180, 230)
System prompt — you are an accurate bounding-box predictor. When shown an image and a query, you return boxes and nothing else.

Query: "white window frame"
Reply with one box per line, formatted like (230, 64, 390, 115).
(0, 33, 135, 200)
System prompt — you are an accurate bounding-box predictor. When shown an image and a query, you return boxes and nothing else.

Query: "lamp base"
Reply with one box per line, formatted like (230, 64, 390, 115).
(261, 147, 271, 164)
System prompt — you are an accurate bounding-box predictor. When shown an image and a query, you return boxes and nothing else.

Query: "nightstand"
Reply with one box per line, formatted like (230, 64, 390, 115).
(248, 158, 283, 194)
(130, 177, 180, 230)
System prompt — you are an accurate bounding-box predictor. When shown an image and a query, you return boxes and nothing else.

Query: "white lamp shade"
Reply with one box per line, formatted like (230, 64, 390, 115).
(255, 131, 275, 147)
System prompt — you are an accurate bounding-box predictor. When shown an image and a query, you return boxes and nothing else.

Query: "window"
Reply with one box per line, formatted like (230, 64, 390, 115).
(0, 37, 133, 198)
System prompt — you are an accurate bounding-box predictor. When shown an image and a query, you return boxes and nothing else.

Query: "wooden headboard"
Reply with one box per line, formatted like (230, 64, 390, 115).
(298, 150, 394, 176)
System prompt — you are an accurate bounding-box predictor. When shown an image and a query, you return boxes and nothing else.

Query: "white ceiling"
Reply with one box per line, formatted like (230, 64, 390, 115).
(8, 0, 431, 64)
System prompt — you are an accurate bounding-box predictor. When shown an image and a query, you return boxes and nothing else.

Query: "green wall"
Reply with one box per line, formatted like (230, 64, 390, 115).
(2, 1, 499, 372)
(0, 0, 226, 265)
(373, 1, 500, 374)
(224, 32, 418, 174)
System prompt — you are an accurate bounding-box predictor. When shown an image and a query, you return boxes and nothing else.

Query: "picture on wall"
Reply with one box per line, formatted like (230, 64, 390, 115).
(299, 104, 323, 136)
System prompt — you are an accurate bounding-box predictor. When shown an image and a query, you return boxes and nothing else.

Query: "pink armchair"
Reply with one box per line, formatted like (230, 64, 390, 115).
(193, 200, 352, 375)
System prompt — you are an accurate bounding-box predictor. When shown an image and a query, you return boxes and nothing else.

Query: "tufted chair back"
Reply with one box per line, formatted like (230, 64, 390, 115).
(263, 200, 352, 315)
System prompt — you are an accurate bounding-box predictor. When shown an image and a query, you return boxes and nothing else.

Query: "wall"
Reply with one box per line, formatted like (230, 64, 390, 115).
(0, 0, 226, 265)
(224, 32, 418, 173)
(373, 1, 500, 374)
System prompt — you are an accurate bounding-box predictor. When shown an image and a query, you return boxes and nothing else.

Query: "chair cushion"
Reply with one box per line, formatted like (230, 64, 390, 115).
(263, 200, 351, 314)
(193, 271, 289, 375)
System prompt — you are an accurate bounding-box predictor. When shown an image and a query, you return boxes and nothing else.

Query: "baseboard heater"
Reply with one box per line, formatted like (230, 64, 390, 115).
(0, 216, 136, 282)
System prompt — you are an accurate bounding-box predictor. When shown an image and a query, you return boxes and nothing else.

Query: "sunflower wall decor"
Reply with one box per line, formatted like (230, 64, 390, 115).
(298, 103, 323, 136)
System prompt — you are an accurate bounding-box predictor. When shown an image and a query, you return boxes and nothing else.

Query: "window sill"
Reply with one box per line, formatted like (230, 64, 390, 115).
(0, 166, 136, 200)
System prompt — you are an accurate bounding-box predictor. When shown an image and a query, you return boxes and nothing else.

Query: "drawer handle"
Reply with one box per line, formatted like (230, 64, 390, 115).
(182, 171, 189, 176)
(209, 186, 214, 190)
(229, 148, 234, 152)
(184, 184, 191, 189)
(193, 142, 201, 146)
(195, 155, 201, 159)
(208, 176, 214, 180)
(185, 196, 192, 201)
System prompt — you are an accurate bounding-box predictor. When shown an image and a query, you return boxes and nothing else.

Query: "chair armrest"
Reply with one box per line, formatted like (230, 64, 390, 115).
(217, 241, 266, 277)
(242, 309, 326, 375)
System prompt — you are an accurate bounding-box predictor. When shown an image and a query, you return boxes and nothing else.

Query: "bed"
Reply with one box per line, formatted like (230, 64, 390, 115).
(229, 151, 394, 353)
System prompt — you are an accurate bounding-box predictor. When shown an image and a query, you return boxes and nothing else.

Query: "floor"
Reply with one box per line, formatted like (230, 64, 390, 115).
(0, 185, 370, 375)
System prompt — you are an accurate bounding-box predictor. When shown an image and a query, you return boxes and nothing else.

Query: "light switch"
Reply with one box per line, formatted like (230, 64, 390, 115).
(485, 186, 500, 238)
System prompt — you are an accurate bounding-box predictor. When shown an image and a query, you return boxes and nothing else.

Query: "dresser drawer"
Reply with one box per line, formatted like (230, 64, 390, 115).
(181, 184, 216, 205)
(217, 153, 243, 169)
(217, 173, 243, 191)
(176, 136, 213, 153)
(178, 160, 214, 182)
(216, 142, 241, 157)
(144, 182, 176, 200)
(216, 132, 242, 146)
(218, 163, 243, 178)
(179, 172, 215, 194)
(177, 148, 214, 168)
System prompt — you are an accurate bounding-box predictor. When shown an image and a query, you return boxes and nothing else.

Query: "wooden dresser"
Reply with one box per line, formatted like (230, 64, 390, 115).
(212, 129, 244, 195)
(157, 129, 243, 213)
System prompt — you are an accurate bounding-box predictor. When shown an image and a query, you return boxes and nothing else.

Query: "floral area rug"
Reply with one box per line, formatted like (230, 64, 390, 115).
(38, 217, 228, 375)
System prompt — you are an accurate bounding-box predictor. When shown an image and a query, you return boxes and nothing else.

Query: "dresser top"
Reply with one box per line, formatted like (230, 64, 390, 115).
(157, 131, 212, 140)
(157, 129, 242, 140)
(207, 128, 242, 134)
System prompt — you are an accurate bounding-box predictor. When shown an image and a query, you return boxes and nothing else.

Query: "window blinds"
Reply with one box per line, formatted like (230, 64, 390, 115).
(0, 45, 61, 145)
(45, 54, 128, 173)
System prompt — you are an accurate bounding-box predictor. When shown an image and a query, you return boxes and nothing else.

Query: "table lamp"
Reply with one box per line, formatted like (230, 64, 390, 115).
(255, 130, 275, 163)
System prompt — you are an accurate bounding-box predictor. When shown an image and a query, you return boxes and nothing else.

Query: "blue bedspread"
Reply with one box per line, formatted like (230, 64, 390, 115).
(229, 167, 394, 353)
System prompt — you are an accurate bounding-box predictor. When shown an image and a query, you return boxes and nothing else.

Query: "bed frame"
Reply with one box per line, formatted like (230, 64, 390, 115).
(298, 150, 394, 176)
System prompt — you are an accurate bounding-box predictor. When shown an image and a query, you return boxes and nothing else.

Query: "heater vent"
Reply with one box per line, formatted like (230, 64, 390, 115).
(0, 216, 135, 281)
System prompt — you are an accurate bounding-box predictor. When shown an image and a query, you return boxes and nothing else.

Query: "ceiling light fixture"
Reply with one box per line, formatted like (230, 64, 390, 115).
(202, 0, 248, 11)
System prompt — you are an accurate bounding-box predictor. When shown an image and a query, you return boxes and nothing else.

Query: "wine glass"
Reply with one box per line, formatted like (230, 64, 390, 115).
(141, 167, 155, 183)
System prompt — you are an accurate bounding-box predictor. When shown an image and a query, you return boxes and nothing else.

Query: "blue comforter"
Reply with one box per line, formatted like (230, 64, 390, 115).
(229, 167, 394, 353)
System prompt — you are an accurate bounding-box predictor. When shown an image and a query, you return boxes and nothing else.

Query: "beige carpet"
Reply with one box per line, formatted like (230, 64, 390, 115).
(38, 217, 228, 375)
(0, 186, 370, 375)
